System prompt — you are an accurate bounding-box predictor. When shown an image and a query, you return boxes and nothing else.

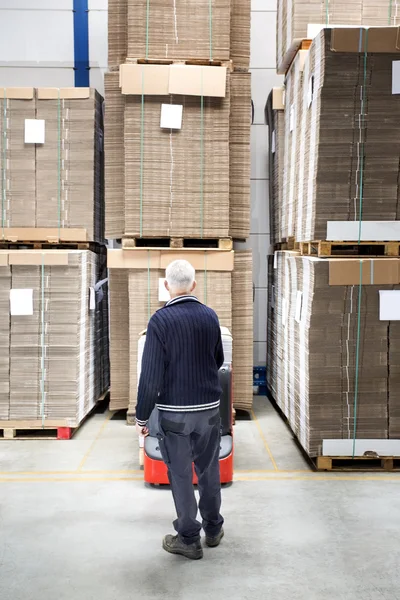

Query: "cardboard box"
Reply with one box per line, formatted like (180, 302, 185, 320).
(329, 259, 400, 286)
(107, 249, 235, 271)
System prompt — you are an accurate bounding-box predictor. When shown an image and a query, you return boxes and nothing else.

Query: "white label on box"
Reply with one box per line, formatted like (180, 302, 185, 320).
(89, 287, 96, 311)
(273, 251, 278, 269)
(10, 289, 33, 316)
(379, 290, 400, 321)
(160, 104, 183, 129)
(307, 76, 314, 108)
(289, 104, 295, 132)
(158, 278, 170, 302)
(271, 130, 276, 154)
(295, 291, 303, 324)
(282, 298, 287, 326)
(25, 119, 45, 144)
(392, 61, 400, 95)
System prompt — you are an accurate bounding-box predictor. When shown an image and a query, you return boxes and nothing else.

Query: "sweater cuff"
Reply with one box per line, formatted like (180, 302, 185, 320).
(136, 418, 148, 427)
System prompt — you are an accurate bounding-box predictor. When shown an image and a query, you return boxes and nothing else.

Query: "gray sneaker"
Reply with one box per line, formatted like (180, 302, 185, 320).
(205, 528, 224, 548)
(162, 535, 203, 560)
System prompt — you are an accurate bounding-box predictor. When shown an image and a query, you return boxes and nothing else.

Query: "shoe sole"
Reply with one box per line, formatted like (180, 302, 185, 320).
(162, 540, 203, 560)
(205, 531, 225, 548)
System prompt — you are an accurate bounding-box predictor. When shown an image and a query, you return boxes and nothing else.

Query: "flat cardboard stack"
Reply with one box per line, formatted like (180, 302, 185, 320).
(0, 250, 109, 426)
(276, 0, 395, 72)
(268, 252, 400, 457)
(266, 88, 285, 247)
(108, 249, 253, 415)
(0, 259, 11, 420)
(0, 88, 105, 243)
(231, 0, 251, 71)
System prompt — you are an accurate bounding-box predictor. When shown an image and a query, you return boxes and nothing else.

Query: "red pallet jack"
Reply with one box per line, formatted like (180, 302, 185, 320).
(143, 362, 234, 485)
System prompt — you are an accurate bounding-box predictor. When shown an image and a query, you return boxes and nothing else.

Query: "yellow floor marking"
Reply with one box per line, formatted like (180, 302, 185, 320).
(250, 409, 279, 472)
(76, 411, 114, 472)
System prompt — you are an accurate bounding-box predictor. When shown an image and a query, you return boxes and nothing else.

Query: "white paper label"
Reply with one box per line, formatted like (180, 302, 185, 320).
(273, 251, 278, 269)
(307, 76, 314, 108)
(160, 104, 183, 129)
(282, 298, 287, 326)
(25, 119, 45, 144)
(158, 278, 170, 302)
(379, 290, 400, 321)
(89, 287, 96, 311)
(295, 291, 303, 324)
(10, 289, 33, 316)
(289, 104, 295, 132)
(271, 130, 276, 154)
(392, 61, 400, 95)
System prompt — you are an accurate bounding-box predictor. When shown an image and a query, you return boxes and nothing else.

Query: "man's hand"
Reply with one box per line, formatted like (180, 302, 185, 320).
(136, 423, 149, 437)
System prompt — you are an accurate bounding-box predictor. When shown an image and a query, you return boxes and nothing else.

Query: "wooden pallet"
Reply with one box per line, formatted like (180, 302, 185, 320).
(315, 455, 400, 472)
(0, 240, 101, 251)
(277, 39, 312, 75)
(299, 240, 400, 258)
(275, 237, 300, 252)
(0, 390, 109, 440)
(122, 237, 233, 251)
(128, 58, 233, 70)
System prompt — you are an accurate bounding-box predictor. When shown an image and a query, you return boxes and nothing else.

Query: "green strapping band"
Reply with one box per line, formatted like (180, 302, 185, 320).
(200, 72, 204, 238)
(140, 68, 145, 237)
(2, 89, 7, 239)
(145, 0, 150, 59)
(209, 0, 213, 61)
(57, 89, 61, 240)
(388, 0, 393, 24)
(325, 0, 330, 26)
(40, 257, 46, 428)
(147, 250, 151, 321)
(352, 30, 369, 458)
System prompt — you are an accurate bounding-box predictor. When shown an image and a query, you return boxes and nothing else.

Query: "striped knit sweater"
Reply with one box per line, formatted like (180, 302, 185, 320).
(136, 296, 224, 426)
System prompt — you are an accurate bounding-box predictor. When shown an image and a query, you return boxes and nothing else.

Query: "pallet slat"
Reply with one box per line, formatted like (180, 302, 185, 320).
(315, 456, 400, 472)
(300, 241, 400, 258)
(122, 237, 233, 251)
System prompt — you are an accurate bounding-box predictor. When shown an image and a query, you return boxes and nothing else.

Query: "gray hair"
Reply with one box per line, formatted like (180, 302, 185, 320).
(165, 260, 195, 293)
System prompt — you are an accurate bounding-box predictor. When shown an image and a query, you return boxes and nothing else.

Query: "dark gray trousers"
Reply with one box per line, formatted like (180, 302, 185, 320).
(156, 407, 224, 545)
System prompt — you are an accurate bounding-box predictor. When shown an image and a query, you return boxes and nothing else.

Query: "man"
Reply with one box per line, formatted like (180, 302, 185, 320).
(136, 259, 225, 560)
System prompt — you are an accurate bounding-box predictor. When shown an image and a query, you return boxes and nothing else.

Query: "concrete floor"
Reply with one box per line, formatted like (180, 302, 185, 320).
(1, 397, 400, 600)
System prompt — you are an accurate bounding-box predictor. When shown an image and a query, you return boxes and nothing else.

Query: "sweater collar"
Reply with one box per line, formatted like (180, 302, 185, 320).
(165, 295, 202, 308)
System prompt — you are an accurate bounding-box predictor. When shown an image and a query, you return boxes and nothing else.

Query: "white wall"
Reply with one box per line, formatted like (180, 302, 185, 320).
(0, 0, 281, 365)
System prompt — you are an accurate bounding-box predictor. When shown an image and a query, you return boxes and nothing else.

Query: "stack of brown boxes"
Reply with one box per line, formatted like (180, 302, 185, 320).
(0, 87, 109, 434)
(267, 24, 400, 459)
(106, 0, 253, 417)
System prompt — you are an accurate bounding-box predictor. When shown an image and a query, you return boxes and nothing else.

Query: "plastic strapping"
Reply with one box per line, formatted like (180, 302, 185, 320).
(325, 0, 330, 25)
(352, 29, 369, 458)
(200, 71, 204, 238)
(57, 89, 62, 240)
(40, 256, 46, 428)
(147, 250, 151, 321)
(145, 0, 150, 59)
(389, 0, 393, 24)
(140, 68, 145, 237)
(209, 0, 213, 61)
(2, 89, 6, 238)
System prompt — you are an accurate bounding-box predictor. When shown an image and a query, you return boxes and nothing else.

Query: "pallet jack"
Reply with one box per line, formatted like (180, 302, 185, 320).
(141, 328, 234, 485)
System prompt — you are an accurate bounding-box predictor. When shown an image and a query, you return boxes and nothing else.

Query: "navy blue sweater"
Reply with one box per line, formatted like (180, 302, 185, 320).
(136, 296, 224, 426)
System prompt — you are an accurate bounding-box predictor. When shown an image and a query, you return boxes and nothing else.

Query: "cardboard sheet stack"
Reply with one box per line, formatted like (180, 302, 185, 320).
(108, 250, 253, 415)
(0, 250, 109, 426)
(108, 0, 250, 68)
(267, 251, 400, 457)
(276, 0, 396, 72)
(280, 28, 400, 243)
(0, 88, 105, 243)
(265, 89, 285, 247)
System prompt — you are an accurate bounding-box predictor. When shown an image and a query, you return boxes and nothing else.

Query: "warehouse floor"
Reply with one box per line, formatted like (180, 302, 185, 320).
(1, 398, 400, 600)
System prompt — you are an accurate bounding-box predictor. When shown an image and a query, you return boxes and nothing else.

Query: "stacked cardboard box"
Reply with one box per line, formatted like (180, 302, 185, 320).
(108, 0, 251, 67)
(0, 250, 109, 426)
(108, 250, 253, 414)
(0, 88, 104, 243)
(266, 89, 285, 247)
(276, 0, 395, 72)
(268, 252, 400, 457)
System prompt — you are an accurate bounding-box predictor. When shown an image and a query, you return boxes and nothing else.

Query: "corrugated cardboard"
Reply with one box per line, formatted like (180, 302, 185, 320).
(107, 249, 235, 271)
(0, 88, 34, 99)
(7, 251, 70, 267)
(331, 27, 400, 54)
(2, 228, 88, 243)
(272, 87, 285, 110)
(120, 64, 227, 98)
(329, 259, 400, 286)
(37, 88, 92, 100)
